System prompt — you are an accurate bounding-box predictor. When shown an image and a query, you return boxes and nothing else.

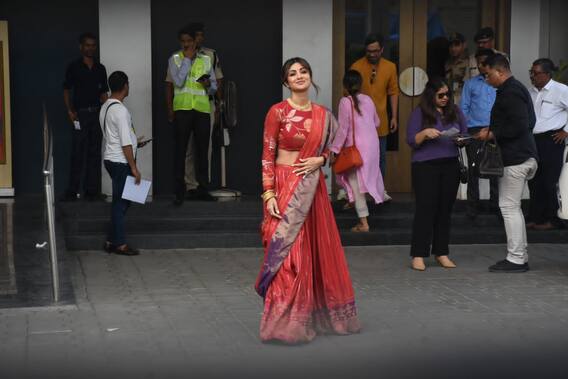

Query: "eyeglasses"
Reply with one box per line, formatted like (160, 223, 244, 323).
(437, 92, 449, 99)
(529, 70, 546, 77)
(370, 68, 377, 85)
(366, 48, 381, 54)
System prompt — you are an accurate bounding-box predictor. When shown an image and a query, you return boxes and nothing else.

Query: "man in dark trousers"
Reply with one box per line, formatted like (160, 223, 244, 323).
(62, 32, 109, 201)
(477, 54, 538, 273)
(168, 26, 217, 205)
(527, 58, 568, 230)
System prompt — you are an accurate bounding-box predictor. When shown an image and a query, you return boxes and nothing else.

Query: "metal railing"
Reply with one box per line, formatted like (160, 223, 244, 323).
(41, 105, 59, 302)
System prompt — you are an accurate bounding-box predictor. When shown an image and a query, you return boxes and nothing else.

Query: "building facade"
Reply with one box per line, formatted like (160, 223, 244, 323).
(0, 0, 566, 196)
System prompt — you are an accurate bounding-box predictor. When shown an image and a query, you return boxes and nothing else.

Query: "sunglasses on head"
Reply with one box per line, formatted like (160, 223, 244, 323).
(437, 92, 449, 99)
(370, 68, 377, 85)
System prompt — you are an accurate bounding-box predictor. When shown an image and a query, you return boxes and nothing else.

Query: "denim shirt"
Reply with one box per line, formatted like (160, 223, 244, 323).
(460, 74, 496, 128)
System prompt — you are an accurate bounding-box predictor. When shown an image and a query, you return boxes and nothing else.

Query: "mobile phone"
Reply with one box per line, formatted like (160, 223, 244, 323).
(139, 139, 153, 147)
(196, 74, 210, 82)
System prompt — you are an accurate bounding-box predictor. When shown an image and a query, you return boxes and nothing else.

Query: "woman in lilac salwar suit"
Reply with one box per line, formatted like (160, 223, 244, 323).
(330, 70, 384, 232)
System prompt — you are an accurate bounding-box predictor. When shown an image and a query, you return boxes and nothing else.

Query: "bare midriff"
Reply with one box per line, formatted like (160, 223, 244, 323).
(275, 149, 300, 166)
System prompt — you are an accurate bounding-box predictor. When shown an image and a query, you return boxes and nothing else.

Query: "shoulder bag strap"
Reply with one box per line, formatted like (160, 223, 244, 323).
(102, 102, 119, 136)
(348, 96, 357, 147)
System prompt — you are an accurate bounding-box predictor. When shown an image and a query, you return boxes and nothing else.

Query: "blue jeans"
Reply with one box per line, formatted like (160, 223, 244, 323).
(379, 137, 387, 179)
(104, 160, 131, 246)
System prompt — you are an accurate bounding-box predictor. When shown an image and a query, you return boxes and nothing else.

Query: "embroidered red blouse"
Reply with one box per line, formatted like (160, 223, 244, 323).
(262, 101, 329, 191)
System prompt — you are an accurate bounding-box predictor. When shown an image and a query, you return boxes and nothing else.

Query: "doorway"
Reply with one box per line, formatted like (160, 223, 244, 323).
(338, 0, 510, 193)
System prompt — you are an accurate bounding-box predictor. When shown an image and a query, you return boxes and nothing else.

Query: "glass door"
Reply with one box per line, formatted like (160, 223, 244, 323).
(340, 0, 507, 193)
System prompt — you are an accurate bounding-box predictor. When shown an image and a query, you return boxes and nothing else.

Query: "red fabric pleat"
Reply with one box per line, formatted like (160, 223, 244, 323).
(260, 165, 361, 344)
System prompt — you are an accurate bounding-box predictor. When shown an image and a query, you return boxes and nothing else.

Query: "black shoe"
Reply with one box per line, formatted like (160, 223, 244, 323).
(84, 193, 107, 202)
(489, 259, 529, 273)
(185, 189, 199, 200)
(173, 197, 184, 206)
(60, 191, 78, 202)
(103, 241, 114, 253)
(112, 245, 140, 256)
(197, 191, 216, 201)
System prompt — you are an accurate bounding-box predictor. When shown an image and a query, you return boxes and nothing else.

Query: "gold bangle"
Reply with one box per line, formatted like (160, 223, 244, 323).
(261, 190, 275, 202)
(263, 194, 276, 203)
(261, 190, 274, 198)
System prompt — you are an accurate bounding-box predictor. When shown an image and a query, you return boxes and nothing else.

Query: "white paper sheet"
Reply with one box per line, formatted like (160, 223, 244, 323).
(121, 176, 151, 204)
(439, 127, 460, 138)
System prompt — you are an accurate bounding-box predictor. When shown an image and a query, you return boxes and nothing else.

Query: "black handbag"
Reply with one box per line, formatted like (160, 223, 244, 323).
(474, 138, 504, 178)
(457, 147, 468, 184)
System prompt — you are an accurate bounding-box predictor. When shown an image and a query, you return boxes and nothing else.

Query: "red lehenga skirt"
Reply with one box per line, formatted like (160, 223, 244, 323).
(259, 165, 361, 344)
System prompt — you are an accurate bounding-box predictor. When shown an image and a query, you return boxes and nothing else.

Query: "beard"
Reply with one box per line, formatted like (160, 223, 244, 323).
(367, 56, 380, 65)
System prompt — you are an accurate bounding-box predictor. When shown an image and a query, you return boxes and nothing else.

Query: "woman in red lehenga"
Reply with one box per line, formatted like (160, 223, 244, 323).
(255, 57, 361, 344)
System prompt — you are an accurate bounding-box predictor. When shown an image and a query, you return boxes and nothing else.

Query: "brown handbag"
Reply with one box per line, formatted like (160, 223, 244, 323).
(333, 97, 363, 174)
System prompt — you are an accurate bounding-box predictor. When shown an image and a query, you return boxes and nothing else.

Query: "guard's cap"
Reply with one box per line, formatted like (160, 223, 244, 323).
(474, 27, 495, 42)
(448, 32, 465, 43)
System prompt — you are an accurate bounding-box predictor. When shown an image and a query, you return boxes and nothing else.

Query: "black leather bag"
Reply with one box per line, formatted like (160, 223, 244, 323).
(457, 147, 468, 184)
(475, 139, 504, 178)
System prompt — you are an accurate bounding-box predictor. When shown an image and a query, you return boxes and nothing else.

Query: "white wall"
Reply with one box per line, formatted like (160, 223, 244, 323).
(282, 0, 333, 109)
(510, 0, 542, 87)
(99, 0, 153, 196)
(282, 0, 334, 190)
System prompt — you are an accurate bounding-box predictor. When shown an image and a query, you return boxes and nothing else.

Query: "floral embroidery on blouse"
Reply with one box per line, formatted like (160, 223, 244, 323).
(261, 102, 313, 191)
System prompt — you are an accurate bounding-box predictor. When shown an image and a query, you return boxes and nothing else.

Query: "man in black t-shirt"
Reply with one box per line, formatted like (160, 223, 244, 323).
(477, 54, 538, 273)
(62, 32, 109, 201)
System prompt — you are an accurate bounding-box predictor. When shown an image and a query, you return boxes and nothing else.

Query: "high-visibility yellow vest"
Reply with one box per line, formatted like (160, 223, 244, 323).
(172, 52, 211, 113)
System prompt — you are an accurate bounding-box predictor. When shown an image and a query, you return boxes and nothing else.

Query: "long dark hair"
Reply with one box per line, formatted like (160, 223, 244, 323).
(419, 77, 458, 127)
(343, 70, 362, 115)
(281, 57, 320, 94)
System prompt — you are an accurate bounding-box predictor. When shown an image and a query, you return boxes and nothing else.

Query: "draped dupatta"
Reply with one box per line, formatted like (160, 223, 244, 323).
(255, 104, 337, 298)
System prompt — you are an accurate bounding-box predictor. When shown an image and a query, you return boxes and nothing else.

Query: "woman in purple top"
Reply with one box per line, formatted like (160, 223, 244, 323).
(406, 77, 468, 271)
(330, 70, 385, 232)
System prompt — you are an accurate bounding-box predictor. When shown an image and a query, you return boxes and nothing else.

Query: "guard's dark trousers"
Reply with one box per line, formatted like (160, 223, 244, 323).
(67, 109, 102, 196)
(173, 110, 211, 200)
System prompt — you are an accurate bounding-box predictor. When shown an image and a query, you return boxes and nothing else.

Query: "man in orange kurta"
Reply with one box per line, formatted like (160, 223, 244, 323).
(350, 33, 399, 198)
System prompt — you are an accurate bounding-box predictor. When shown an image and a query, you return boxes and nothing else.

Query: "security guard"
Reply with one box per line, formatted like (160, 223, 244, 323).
(168, 25, 217, 205)
(165, 22, 224, 198)
(444, 32, 471, 105)
(468, 27, 509, 77)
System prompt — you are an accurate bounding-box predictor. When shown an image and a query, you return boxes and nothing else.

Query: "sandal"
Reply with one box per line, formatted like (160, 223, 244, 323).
(350, 224, 369, 232)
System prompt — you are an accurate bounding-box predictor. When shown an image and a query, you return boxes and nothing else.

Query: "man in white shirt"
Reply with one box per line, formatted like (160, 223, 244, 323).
(527, 58, 568, 230)
(100, 71, 144, 255)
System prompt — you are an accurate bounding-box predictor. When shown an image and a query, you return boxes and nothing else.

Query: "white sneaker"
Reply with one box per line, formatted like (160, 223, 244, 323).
(383, 191, 392, 202)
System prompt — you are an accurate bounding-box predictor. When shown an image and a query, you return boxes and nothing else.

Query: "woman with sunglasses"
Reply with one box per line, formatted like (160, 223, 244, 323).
(406, 77, 468, 271)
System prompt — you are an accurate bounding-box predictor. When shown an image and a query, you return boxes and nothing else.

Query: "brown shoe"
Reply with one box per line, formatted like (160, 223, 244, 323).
(350, 224, 369, 232)
(436, 255, 457, 268)
(411, 257, 426, 271)
(112, 245, 140, 256)
(533, 222, 555, 231)
(343, 202, 354, 210)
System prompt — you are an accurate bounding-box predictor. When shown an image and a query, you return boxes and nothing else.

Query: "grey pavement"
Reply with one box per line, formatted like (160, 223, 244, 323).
(1, 244, 568, 379)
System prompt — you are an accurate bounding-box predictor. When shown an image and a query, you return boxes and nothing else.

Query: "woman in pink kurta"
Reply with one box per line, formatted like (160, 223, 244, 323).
(330, 70, 384, 232)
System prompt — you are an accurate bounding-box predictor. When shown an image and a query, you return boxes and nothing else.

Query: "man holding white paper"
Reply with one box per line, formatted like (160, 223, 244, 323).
(100, 71, 146, 255)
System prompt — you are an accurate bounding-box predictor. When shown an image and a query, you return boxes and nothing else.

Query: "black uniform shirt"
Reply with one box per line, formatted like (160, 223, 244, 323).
(63, 58, 109, 110)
